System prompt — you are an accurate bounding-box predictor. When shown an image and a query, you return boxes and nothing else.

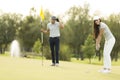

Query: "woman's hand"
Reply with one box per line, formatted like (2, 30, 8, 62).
(40, 28, 44, 32)
(96, 44, 100, 51)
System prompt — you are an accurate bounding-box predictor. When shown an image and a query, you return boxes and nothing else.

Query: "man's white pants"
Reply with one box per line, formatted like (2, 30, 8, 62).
(103, 37, 115, 69)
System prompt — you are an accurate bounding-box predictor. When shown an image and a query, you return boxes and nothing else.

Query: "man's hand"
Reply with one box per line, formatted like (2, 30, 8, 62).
(96, 44, 100, 51)
(57, 17, 64, 29)
(40, 28, 49, 34)
(59, 22, 64, 29)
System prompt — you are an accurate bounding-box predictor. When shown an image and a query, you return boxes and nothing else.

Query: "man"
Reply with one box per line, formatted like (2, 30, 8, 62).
(41, 16, 64, 66)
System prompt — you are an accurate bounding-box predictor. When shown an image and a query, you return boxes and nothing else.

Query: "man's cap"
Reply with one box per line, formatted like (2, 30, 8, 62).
(51, 16, 57, 20)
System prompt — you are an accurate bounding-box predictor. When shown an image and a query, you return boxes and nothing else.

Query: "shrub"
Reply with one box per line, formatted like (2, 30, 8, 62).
(44, 45, 72, 61)
(32, 39, 42, 54)
(81, 34, 95, 63)
(60, 45, 72, 61)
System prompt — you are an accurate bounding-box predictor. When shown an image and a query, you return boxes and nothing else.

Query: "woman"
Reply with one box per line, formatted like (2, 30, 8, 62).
(93, 16, 115, 73)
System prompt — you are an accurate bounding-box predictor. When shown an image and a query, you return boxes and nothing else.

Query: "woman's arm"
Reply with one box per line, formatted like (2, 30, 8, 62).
(96, 28, 104, 50)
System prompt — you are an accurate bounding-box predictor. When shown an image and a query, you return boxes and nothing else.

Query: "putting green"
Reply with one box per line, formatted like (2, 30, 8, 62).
(0, 56, 120, 80)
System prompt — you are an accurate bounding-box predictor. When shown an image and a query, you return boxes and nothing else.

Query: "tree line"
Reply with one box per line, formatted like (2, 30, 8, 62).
(0, 4, 120, 61)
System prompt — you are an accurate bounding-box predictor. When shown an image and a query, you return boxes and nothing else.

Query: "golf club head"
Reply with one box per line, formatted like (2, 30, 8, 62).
(96, 49, 100, 56)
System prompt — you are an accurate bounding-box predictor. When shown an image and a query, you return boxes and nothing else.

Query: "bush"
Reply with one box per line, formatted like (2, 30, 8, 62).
(32, 39, 42, 54)
(60, 45, 72, 61)
(43, 46, 51, 59)
(81, 34, 95, 63)
(44, 45, 72, 61)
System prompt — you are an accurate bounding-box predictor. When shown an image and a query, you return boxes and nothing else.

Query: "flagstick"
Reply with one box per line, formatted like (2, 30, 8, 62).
(41, 21, 44, 66)
(40, 6, 44, 66)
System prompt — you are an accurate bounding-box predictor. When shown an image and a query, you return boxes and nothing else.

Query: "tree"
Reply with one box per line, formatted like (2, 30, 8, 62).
(0, 13, 22, 53)
(18, 8, 51, 52)
(106, 14, 120, 61)
(32, 39, 41, 54)
(81, 34, 95, 63)
(18, 15, 41, 51)
(63, 3, 92, 60)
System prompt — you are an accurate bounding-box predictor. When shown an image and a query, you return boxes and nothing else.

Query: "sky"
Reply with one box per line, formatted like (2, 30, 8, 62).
(0, 0, 120, 17)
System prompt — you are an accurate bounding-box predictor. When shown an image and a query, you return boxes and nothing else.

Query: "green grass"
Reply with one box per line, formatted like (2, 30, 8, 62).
(71, 58, 120, 66)
(0, 56, 120, 80)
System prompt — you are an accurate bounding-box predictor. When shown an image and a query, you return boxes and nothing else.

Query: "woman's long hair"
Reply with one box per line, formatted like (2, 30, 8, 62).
(94, 19, 101, 39)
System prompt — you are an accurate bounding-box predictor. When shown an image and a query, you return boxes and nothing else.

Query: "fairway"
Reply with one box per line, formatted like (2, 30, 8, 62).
(0, 56, 120, 80)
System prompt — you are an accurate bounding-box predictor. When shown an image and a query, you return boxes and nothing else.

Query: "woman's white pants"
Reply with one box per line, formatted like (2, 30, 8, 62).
(103, 37, 115, 69)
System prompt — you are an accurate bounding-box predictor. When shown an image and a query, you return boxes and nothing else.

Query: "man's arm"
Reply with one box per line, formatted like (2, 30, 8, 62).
(41, 28, 49, 34)
(57, 18, 64, 29)
(59, 22, 64, 29)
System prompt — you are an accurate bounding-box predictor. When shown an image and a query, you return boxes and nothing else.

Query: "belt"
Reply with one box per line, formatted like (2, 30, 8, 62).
(50, 37, 60, 38)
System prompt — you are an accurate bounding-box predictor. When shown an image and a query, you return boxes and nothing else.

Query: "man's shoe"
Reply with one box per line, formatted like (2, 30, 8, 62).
(50, 63, 55, 66)
(55, 63, 59, 67)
